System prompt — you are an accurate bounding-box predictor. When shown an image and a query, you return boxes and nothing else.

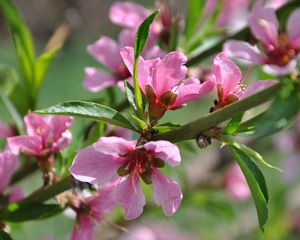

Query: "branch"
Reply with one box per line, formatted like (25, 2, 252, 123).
(153, 83, 281, 142)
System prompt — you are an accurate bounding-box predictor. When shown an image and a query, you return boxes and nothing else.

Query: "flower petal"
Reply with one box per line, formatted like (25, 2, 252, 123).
(0, 122, 14, 138)
(89, 182, 117, 214)
(71, 215, 96, 240)
(173, 77, 214, 107)
(152, 51, 188, 97)
(113, 178, 145, 220)
(7, 136, 42, 155)
(224, 40, 266, 64)
(241, 80, 278, 99)
(287, 8, 300, 48)
(93, 136, 136, 156)
(83, 67, 117, 92)
(263, 60, 297, 76)
(143, 141, 181, 167)
(24, 113, 49, 144)
(87, 36, 121, 71)
(212, 52, 242, 100)
(120, 47, 150, 92)
(0, 150, 19, 193)
(249, 6, 278, 48)
(9, 187, 25, 203)
(70, 146, 121, 185)
(225, 163, 250, 200)
(109, 2, 150, 28)
(152, 170, 182, 216)
(48, 115, 73, 143)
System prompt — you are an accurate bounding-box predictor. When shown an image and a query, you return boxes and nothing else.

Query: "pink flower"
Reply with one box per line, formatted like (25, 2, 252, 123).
(70, 137, 183, 220)
(120, 47, 214, 119)
(224, 6, 300, 75)
(0, 121, 14, 138)
(225, 163, 251, 200)
(8, 187, 25, 203)
(0, 149, 19, 194)
(71, 183, 116, 240)
(210, 52, 277, 110)
(106, 125, 132, 140)
(84, 30, 164, 93)
(7, 113, 73, 157)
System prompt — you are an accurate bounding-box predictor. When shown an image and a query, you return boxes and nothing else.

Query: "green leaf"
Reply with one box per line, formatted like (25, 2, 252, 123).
(36, 101, 136, 131)
(3, 202, 62, 222)
(124, 81, 137, 112)
(133, 10, 159, 118)
(129, 113, 147, 130)
(184, 0, 205, 39)
(153, 122, 181, 133)
(134, 10, 159, 58)
(0, 0, 35, 85)
(255, 91, 300, 138)
(0, 90, 24, 133)
(232, 142, 282, 172)
(229, 145, 268, 230)
(224, 113, 244, 134)
(0, 64, 19, 95)
(35, 45, 61, 90)
(235, 112, 266, 134)
(0, 231, 13, 240)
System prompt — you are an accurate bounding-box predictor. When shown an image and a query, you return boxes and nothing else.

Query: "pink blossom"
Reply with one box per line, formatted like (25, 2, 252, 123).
(225, 163, 250, 200)
(106, 125, 132, 140)
(8, 187, 25, 203)
(0, 149, 19, 193)
(70, 137, 183, 220)
(120, 47, 214, 119)
(121, 222, 197, 240)
(84, 30, 164, 93)
(7, 113, 73, 157)
(224, 6, 300, 75)
(0, 121, 14, 138)
(71, 183, 116, 240)
(210, 52, 277, 110)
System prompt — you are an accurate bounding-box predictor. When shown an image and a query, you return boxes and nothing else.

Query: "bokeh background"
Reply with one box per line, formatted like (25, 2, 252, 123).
(1, 0, 300, 239)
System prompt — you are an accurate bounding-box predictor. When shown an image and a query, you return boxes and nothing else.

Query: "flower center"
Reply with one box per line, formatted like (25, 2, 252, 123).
(263, 33, 298, 67)
(117, 148, 165, 184)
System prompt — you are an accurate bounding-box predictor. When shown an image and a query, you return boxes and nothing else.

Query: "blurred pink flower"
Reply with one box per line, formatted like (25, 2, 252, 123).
(7, 113, 73, 157)
(0, 122, 14, 138)
(225, 163, 250, 200)
(84, 30, 164, 93)
(210, 52, 277, 110)
(120, 47, 214, 119)
(224, 6, 300, 75)
(70, 137, 183, 220)
(121, 222, 197, 240)
(71, 183, 116, 240)
(8, 187, 25, 203)
(106, 125, 132, 140)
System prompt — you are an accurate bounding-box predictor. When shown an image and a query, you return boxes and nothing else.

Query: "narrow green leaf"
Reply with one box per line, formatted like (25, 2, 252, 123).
(0, 90, 24, 133)
(229, 145, 268, 230)
(0, 64, 19, 95)
(134, 10, 159, 58)
(255, 91, 300, 138)
(185, 0, 205, 39)
(233, 142, 282, 172)
(224, 113, 244, 134)
(124, 81, 137, 112)
(36, 101, 136, 131)
(0, 0, 35, 84)
(133, 10, 159, 118)
(35, 45, 61, 89)
(3, 202, 62, 222)
(129, 113, 147, 130)
(0, 231, 13, 240)
(235, 112, 266, 134)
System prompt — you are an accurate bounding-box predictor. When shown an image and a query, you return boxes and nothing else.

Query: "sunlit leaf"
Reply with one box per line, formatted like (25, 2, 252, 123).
(36, 101, 136, 131)
(229, 145, 268, 230)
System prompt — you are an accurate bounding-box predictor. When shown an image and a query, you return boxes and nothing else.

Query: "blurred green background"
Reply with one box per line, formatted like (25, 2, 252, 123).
(0, 1, 300, 240)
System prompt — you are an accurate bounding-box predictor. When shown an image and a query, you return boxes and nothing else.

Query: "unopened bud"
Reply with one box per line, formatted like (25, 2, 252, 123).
(196, 134, 211, 148)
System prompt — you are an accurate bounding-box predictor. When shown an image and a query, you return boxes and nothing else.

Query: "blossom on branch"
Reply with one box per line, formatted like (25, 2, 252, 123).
(210, 52, 277, 111)
(120, 47, 214, 119)
(70, 137, 183, 220)
(224, 6, 300, 75)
